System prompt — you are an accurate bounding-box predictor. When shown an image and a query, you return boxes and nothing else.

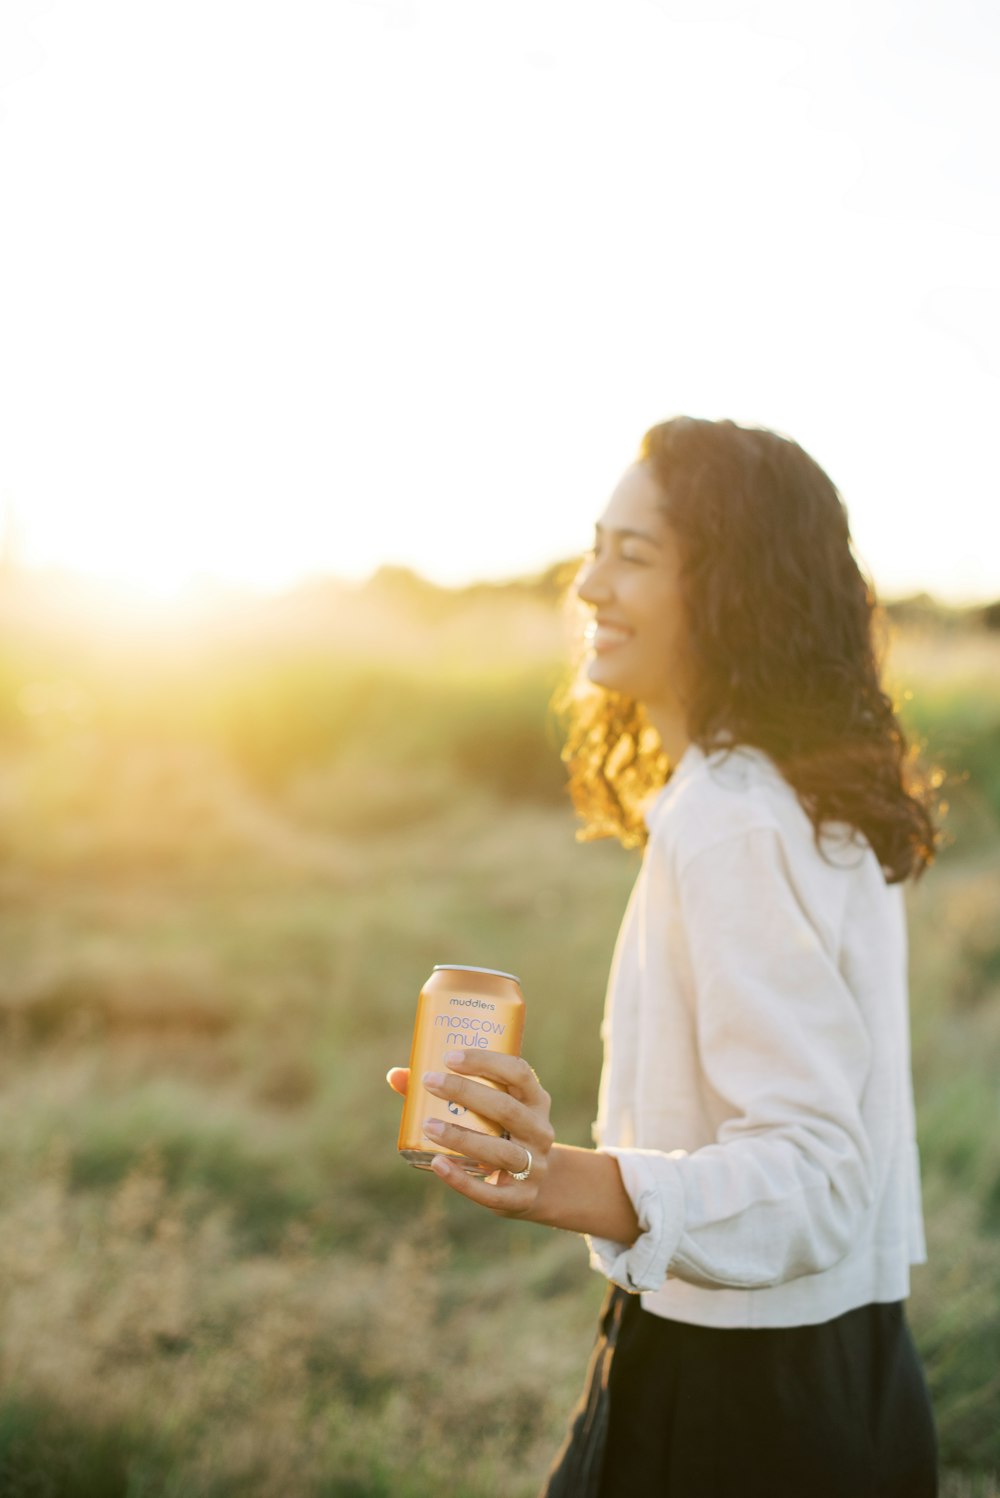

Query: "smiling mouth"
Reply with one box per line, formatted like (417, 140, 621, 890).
(585, 622, 634, 653)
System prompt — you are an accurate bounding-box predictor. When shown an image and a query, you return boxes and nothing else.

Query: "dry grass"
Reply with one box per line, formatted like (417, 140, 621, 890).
(0, 1144, 605, 1496)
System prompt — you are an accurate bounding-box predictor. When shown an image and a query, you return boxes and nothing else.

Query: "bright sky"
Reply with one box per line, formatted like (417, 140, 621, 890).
(1, 0, 998, 603)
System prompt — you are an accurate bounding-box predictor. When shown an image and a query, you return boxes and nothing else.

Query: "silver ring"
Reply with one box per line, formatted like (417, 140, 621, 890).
(509, 1145, 533, 1181)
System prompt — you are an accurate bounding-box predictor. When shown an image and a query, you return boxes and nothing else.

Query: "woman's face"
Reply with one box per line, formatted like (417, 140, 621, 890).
(575, 462, 688, 722)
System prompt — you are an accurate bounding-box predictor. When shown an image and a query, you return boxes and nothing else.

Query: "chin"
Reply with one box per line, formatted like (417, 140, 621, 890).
(585, 655, 638, 696)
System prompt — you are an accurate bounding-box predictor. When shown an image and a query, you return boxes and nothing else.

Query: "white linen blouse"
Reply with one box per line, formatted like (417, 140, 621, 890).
(585, 742, 927, 1329)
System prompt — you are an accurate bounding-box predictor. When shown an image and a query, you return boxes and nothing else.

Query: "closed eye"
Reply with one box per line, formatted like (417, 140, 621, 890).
(585, 545, 650, 566)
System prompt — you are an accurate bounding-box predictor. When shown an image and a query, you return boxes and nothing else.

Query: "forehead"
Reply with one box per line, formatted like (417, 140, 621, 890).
(596, 462, 669, 533)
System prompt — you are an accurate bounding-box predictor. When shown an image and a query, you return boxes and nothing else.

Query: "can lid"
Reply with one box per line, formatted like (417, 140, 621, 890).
(433, 964, 521, 984)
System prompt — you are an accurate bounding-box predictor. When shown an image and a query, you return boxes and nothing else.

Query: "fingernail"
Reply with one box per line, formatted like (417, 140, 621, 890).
(431, 1156, 451, 1176)
(423, 1118, 444, 1137)
(423, 1071, 446, 1088)
(443, 1051, 465, 1066)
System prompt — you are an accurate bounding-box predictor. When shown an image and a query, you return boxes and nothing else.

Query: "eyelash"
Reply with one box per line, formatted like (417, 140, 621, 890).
(585, 547, 648, 567)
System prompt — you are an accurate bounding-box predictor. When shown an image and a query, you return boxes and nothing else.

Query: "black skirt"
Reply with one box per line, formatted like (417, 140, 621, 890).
(537, 1283, 938, 1498)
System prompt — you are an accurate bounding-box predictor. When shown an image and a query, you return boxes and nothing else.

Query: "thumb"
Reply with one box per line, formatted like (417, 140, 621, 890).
(386, 1066, 410, 1097)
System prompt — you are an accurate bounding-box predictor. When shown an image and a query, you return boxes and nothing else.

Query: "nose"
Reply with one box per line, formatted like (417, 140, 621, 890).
(575, 552, 614, 608)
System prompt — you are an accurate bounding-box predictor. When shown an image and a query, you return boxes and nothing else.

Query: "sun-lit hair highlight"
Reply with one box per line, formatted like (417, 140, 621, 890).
(554, 416, 939, 881)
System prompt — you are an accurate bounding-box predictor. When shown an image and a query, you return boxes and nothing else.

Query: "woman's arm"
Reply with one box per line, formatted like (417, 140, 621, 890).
(587, 824, 877, 1294)
(390, 821, 877, 1297)
(528, 1142, 642, 1243)
(386, 1058, 641, 1245)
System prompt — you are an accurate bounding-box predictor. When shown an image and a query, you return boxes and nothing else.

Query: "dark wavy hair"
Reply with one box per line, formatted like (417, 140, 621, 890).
(557, 416, 939, 883)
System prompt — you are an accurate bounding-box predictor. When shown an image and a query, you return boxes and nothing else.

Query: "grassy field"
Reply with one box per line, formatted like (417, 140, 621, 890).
(0, 576, 998, 1495)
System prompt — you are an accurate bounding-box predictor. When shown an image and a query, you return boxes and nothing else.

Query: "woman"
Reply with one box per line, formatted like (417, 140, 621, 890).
(386, 416, 939, 1497)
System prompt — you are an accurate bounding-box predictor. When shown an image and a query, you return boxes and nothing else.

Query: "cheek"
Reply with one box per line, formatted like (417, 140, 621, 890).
(642, 597, 686, 675)
(640, 587, 683, 640)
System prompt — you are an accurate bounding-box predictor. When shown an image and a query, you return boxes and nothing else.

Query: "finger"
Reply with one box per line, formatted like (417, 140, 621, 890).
(438, 1049, 549, 1107)
(428, 1153, 533, 1212)
(421, 1117, 531, 1175)
(385, 1067, 410, 1096)
(421, 1068, 527, 1135)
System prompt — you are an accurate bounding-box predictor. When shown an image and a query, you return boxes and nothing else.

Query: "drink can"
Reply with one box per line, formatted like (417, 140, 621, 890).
(398, 965, 526, 1177)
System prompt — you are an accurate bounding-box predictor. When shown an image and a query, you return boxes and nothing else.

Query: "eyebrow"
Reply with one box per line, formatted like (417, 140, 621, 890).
(593, 523, 663, 548)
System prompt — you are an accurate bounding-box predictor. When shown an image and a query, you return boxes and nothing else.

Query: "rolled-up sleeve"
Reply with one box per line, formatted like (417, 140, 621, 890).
(586, 826, 875, 1294)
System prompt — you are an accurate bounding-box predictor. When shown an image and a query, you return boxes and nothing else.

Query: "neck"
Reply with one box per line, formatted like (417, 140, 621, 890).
(644, 702, 690, 768)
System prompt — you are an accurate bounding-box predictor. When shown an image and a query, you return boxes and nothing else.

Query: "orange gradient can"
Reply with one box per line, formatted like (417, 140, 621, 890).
(398, 965, 526, 1177)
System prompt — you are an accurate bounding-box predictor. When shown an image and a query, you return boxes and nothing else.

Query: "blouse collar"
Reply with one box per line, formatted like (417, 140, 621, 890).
(642, 740, 781, 832)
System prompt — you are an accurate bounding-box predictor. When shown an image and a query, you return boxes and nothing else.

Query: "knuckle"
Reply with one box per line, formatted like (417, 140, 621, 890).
(498, 1093, 519, 1128)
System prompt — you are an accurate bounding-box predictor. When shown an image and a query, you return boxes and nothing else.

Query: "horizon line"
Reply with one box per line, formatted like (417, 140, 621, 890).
(1, 556, 997, 615)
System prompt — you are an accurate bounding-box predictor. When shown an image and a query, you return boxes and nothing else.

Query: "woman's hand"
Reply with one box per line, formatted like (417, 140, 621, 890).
(387, 1057, 641, 1242)
(385, 1049, 556, 1219)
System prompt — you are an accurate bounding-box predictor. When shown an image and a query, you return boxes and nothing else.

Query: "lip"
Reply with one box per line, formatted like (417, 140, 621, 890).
(585, 619, 635, 654)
